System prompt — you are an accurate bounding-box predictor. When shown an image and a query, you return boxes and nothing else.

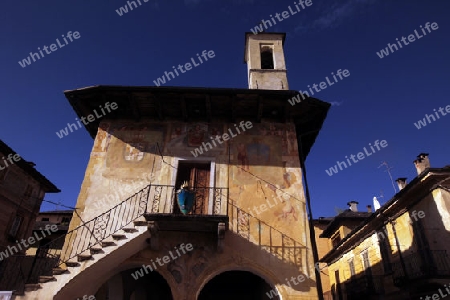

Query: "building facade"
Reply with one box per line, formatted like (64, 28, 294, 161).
(26, 210, 74, 256)
(319, 154, 450, 300)
(312, 217, 333, 300)
(0, 139, 60, 295)
(16, 32, 330, 300)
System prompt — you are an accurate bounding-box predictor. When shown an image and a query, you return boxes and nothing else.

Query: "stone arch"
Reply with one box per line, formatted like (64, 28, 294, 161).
(195, 265, 282, 300)
(92, 263, 176, 300)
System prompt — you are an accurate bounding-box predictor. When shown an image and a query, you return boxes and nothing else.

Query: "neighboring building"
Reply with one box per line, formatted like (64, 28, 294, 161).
(16, 32, 331, 300)
(319, 154, 450, 300)
(312, 217, 333, 300)
(26, 210, 74, 256)
(0, 139, 60, 294)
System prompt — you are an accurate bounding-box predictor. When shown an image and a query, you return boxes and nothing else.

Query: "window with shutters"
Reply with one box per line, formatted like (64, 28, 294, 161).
(8, 215, 23, 239)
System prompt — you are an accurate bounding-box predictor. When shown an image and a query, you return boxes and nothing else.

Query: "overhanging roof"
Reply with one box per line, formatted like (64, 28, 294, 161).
(0, 139, 60, 193)
(63, 85, 330, 160)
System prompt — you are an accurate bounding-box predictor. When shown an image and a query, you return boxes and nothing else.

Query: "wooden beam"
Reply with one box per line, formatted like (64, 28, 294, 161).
(155, 95, 163, 120)
(128, 93, 141, 121)
(284, 101, 290, 123)
(205, 94, 211, 122)
(257, 96, 263, 122)
(181, 95, 188, 122)
(231, 95, 237, 123)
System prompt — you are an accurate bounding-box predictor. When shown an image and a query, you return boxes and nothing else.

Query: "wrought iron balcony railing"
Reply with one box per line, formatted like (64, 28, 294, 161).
(391, 250, 450, 285)
(228, 200, 308, 268)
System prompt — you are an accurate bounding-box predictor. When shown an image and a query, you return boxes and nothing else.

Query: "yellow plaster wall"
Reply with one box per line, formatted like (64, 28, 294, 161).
(60, 119, 318, 299)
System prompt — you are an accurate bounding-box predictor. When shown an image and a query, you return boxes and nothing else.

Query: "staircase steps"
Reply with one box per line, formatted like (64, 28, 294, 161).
(24, 283, 41, 292)
(39, 276, 56, 283)
(112, 233, 126, 240)
(123, 227, 137, 233)
(77, 250, 93, 262)
(65, 260, 80, 267)
(52, 267, 68, 275)
(133, 217, 148, 226)
(101, 238, 116, 247)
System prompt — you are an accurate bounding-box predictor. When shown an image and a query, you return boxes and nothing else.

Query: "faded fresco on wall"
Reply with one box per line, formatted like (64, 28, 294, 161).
(103, 124, 165, 179)
(166, 122, 226, 155)
(231, 135, 282, 184)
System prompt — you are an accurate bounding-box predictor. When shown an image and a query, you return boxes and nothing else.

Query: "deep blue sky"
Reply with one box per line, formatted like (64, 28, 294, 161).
(1, 0, 449, 218)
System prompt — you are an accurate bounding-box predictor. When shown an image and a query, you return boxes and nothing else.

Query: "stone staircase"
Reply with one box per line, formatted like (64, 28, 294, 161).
(12, 184, 160, 300)
(16, 216, 151, 300)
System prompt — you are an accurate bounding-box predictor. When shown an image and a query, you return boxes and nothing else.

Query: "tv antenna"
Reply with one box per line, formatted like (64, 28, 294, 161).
(378, 161, 396, 194)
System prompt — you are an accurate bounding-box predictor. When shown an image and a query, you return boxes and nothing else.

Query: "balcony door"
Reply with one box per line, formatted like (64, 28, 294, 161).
(174, 161, 211, 215)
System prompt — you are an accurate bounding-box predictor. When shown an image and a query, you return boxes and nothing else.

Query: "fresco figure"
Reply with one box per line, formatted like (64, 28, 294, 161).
(237, 143, 250, 171)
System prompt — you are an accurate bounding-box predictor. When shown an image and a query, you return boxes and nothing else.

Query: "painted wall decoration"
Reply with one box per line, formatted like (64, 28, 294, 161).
(101, 123, 165, 180)
(187, 123, 208, 147)
(231, 135, 282, 185)
(166, 122, 226, 155)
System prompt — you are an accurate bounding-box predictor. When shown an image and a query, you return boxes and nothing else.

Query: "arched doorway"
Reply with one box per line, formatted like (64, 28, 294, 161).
(95, 268, 173, 300)
(198, 270, 279, 300)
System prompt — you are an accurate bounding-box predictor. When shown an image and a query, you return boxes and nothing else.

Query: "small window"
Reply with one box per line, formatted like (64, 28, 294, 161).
(362, 250, 372, 276)
(9, 215, 23, 238)
(331, 232, 342, 248)
(61, 217, 71, 225)
(349, 259, 356, 276)
(41, 217, 50, 222)
(260, 46, 274, 69)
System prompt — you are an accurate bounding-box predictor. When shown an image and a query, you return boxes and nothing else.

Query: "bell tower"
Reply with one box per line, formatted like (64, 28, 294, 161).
(244, 32, 289, 90)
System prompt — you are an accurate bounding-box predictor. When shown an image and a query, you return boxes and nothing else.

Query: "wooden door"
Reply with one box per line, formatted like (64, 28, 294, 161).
(174, 162, 210, 215)
(190, 166, 210, 214)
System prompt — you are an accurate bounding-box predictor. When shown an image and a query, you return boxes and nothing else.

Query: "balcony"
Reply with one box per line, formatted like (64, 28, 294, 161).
(345, 275, 384, 297)
(392, 250, 450, 286)
(143, 185, 229, 251)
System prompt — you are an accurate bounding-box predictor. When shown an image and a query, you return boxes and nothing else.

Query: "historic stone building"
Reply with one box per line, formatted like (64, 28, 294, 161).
(319, 154, 450, 300)
(16, 32, 330, 300)
(0, 139, 60, 296)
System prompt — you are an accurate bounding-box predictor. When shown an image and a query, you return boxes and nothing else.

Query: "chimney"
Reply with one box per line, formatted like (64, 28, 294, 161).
(367, 205, 372, 213)
(414, 153, 430, 175)
(347, 201, 359, 212)
(395, 177, 407, 190)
